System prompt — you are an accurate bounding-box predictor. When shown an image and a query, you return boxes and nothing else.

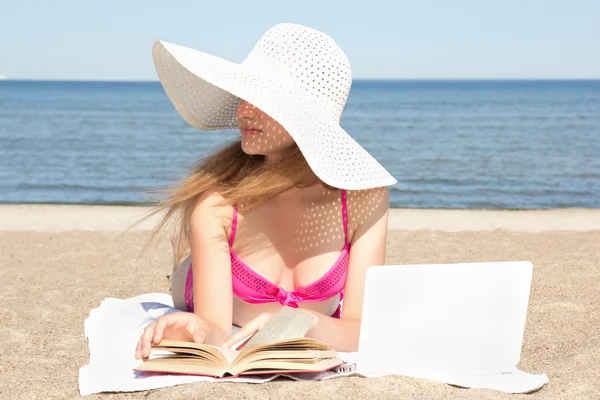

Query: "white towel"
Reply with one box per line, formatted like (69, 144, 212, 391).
(78, 293, 357, 396)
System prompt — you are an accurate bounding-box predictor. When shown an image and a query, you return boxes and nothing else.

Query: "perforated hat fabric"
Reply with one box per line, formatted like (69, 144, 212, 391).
(152, 23, 397, 190)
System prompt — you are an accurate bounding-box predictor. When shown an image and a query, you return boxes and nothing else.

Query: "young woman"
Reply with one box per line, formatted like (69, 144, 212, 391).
(135, 23, 397, 358)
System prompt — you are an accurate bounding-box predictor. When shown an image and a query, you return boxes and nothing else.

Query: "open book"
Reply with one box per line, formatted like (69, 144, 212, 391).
(135, 308, 344, 378)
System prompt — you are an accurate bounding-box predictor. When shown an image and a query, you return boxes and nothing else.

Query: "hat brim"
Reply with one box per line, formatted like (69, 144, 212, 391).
(153, 40, 397, 190)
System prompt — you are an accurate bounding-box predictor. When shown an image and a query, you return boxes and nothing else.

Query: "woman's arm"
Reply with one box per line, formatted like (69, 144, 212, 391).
(136, 187, 233, 357)
(305, 187, 390, 351)
(188, 187, 235, 345)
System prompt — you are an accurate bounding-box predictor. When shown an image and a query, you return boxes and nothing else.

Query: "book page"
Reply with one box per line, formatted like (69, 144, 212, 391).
(235, 357, 343, 376)
(237, 348, 339, 365)
(209, 345, 239, 365)
(136, 357, 227, 378)
(154, 340, 239, 366)
(138, 342, 241, 377)
(239, 308, 315, 357)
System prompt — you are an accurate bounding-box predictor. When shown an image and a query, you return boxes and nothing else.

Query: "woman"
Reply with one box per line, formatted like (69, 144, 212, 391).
(135, 23, 397, 359)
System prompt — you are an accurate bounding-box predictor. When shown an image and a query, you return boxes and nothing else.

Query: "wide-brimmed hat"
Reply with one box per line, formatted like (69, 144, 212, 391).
(152, 23, 397, 190)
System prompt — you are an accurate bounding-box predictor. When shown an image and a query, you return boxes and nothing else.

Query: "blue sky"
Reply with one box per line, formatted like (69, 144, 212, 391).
(1, 0, 599, 80)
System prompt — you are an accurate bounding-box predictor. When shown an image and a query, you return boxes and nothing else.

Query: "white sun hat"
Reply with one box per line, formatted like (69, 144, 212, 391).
(152, 23, 397, 190)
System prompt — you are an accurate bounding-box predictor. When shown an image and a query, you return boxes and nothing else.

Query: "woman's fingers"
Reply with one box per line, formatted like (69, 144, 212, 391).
(152, 315, 172, 345)
(192, 328, 206, 343)
(186, 317, 210, 343)
(140, 314, 179, 358)
(222, 313, 270, 348)
(222, 323, 255, 348)
(135, 334, 144, 359)
(135, 313, 212, 359)
(139, 322, 158, 358)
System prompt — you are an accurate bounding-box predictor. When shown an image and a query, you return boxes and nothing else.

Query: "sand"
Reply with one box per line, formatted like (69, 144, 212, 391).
(0, 205, 599, 399)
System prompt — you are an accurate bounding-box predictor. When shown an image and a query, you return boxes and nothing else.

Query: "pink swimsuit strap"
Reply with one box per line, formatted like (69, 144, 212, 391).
(185, 190, 350, 317)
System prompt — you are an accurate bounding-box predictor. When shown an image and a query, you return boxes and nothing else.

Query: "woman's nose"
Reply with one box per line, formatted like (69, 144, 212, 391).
(237, 100, 257, 119)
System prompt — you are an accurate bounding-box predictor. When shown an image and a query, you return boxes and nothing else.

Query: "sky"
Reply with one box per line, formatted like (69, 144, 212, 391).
(1, 0, 599, 80)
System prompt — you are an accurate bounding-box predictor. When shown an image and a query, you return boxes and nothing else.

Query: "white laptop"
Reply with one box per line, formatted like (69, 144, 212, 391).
(356, 261, 548, 393)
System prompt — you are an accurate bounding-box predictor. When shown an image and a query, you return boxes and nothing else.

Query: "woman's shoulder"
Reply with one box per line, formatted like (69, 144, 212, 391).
(190, 185, 234, 233)
(345, 187, 390, 243)
(345, 186, 390, 215)
(194, 185, 228, 206)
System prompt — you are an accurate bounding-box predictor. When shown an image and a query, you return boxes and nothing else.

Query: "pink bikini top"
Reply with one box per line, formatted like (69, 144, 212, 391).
(230, 189, 350, 309)
(183, 190, 350, 317)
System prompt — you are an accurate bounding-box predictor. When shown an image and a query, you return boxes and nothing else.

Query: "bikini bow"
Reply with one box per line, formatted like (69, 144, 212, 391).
(276, 287, 300, 308)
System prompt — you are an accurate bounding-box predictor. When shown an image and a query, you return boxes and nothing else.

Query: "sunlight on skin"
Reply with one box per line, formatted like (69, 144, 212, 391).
(236, 100, 296, 159)
(292, 188, 385, 253)
(231, 99, 386, 261)
(172, 101, 387, 270)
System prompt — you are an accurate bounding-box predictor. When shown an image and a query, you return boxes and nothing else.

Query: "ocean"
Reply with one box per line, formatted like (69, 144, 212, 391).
(0, 80, 598, 209)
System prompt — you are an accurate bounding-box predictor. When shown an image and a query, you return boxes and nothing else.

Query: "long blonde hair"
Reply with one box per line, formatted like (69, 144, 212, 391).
(129, 138, 336, 266)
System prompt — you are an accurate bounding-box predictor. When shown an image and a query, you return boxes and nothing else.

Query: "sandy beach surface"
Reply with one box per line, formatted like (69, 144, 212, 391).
(1, 205, 599, 399)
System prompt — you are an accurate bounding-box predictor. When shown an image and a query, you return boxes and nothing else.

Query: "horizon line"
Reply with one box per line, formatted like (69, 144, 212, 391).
(2, 77, 600, 83)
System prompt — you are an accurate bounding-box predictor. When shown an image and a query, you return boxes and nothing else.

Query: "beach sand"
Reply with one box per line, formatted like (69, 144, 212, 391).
(0, 205, 599, 399)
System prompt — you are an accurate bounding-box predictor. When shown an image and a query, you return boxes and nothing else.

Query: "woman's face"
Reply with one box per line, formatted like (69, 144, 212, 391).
(236, 100, 295, 158)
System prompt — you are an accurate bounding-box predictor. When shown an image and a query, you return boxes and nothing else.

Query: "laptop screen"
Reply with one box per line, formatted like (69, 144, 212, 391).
(357, 261, 533, 374)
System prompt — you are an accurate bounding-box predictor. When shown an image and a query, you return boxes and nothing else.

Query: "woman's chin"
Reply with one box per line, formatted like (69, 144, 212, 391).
(241, 141, 293, 158)
(240, 144, 263, 156)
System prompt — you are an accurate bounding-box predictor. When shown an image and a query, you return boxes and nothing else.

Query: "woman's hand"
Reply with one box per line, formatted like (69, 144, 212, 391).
(221, 312, 275, 349)
(135, 312, 211, 359)
(221, 310, 319, 349)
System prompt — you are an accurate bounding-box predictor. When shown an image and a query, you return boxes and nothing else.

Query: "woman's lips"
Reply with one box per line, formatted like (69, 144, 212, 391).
(240, 128, 262, 136)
